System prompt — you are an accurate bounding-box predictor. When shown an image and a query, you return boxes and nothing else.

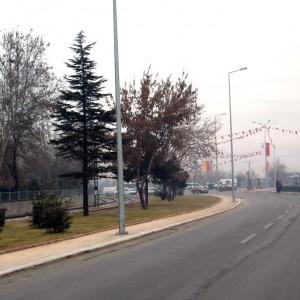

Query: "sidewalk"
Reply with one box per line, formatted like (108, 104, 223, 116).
(0, 196, 241, 277)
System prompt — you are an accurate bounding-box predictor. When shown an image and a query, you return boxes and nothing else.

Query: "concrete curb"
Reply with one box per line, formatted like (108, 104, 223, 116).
(0, 197, 242, 277)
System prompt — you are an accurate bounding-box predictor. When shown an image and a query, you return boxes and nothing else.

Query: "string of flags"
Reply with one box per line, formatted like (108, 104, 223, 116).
(199, 126, 298, 172)
(218, 150, 262, 166)
(219, 151, 262, 159)
(218, 126, 299, 145)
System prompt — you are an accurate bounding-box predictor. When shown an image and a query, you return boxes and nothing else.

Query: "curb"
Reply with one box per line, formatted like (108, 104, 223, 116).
(0, 197, 242, 277)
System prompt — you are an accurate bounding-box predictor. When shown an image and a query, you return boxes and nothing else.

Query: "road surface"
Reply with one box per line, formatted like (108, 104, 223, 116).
(1, 190, 300, 299)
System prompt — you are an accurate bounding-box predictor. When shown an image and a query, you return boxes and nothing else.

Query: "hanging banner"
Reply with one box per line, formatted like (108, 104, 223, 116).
(265, 143, 270, 157)
(206, 161, 210, 172)
(201, 160, 210, 173)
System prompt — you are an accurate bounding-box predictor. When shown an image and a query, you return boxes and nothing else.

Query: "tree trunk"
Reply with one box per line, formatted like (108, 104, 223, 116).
(12, 147, 19, 191)
(145, 178, 149, 207)
(82, 175, 89, 216)
(137, 186, 147, 209)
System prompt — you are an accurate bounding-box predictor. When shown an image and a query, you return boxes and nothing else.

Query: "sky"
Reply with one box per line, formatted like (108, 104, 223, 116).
(1, 0, 300, 177)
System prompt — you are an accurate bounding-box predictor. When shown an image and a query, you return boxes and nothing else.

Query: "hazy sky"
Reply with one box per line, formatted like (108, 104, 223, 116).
(1, 0, 300, 176)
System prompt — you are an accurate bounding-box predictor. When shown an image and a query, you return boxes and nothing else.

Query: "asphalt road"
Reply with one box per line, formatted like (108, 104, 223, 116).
(1, 190, 300, 300)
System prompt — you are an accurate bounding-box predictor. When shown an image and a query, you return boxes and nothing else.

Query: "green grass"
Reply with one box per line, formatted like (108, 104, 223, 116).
(0, 195, 220, 253)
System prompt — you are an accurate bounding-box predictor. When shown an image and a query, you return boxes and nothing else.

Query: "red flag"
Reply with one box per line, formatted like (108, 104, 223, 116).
(266, 143, 270, 157)
(206, 161, 210, 172)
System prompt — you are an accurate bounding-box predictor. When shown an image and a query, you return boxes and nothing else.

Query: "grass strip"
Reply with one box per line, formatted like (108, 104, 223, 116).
(0, 195, 219, 253)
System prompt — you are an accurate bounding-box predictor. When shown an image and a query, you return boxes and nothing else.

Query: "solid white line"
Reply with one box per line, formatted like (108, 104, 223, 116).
(277, 215, 283, 220)
(240, 234, 257, 244)
(264, 223, 274, 229)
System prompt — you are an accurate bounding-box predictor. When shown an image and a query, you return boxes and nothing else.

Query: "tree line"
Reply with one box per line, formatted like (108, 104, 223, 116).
(0, 29, 216, 216)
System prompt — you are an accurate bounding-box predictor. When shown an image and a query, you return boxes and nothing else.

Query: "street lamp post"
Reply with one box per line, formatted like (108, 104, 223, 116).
(252, 120, 276, 188)
(228, 67, 247, 202)
(113, 0, 126, 234)
(215, 113, 226, 195)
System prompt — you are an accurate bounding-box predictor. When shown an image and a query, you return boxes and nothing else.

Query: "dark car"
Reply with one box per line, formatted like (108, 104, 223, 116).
(191, 186, 208, 194)
(218, 184, 237, 192)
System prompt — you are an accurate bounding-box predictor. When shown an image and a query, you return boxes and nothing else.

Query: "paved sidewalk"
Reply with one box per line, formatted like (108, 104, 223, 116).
(0, 196, 241, 277)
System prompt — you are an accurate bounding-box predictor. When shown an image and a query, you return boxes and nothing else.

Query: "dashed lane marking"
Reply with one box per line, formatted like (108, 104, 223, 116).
(240, 234, 257, 244)
(264, 223, 274, 229)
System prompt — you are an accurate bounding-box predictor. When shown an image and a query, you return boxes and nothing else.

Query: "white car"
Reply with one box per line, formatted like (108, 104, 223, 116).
(114, 188, 136, 195)
(125, 187, 136, 195)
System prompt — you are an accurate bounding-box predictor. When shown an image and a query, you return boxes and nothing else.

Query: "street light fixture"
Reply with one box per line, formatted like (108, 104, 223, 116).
(215, 113, 226, 195)
(252, 120, 276, 188)
(228, 67, 247, 202)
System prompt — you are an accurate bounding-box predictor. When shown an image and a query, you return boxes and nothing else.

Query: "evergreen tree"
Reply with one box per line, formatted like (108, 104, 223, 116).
(51, 31, 116, 216)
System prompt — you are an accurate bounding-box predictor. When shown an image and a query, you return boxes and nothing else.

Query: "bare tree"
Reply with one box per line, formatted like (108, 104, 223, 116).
(0, 29, 58, 189)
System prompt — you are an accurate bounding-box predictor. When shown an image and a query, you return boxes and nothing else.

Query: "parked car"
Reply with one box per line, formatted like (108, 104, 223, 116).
(147, 188, 156, 195)
(114, 187, 136, 195)
(218, 184, 237, 192)
(125, 188, 137, 195)
(191, 186, 208, 194)
(186, 183, 200, 190)
(103, 186, 118, 195)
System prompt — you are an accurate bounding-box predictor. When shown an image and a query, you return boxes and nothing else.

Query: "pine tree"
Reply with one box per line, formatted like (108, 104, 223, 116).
(51, 31, 116, 216)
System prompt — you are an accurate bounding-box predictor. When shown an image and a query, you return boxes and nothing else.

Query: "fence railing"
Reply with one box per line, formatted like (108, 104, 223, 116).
(0, 189, 85, 202)
(281, 186, 300, 193)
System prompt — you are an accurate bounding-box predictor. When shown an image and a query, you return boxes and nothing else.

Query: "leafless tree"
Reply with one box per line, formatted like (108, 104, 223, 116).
(0, 29, 59, 189)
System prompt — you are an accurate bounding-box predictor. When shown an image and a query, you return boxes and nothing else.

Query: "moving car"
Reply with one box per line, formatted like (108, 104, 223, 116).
(218, 184, 237, 192)
(216, 178, 237, 189)
(191, 186, 208, 194)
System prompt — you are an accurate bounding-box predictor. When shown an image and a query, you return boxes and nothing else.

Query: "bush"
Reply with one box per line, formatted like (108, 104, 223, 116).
(30, 199, 46, 229)
(159, 191, 167, 200)
(177, 189, 184, 196)
(0, 208, 5, 232)
(30, 192, 72, 233)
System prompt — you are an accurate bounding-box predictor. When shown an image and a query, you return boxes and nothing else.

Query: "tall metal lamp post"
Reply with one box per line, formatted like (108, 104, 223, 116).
(215, 113, 226, 195)
(113, 0, 126, 234)
(228, 67, 247, 202)
(252, 120, 276, 188)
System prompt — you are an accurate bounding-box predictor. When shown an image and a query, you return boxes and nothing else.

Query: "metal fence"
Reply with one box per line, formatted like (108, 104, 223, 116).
(0, 189, 85, 202)
(281, 186, 300, 193)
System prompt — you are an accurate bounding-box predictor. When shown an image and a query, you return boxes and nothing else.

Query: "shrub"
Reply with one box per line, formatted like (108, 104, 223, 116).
(177, 189, 184, 196)
(30, 192, 72, 233)
(30, 199, 47, 229)
(159, 191, 167, 200)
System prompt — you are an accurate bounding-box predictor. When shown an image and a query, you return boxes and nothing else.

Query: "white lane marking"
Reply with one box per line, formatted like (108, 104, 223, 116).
(240, 234, 257, 244)
(264, 223, 274, 229)
(277, 215, 283, 220)
(285, 210, 289, 213)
